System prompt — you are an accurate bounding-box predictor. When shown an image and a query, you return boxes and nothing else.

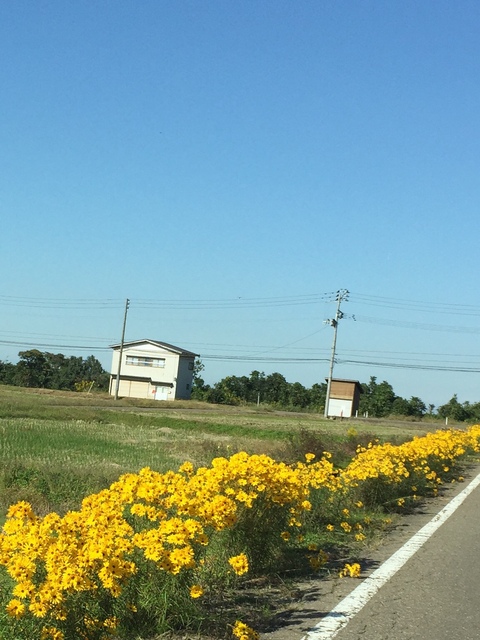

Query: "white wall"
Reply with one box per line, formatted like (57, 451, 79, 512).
(111, 343, 179, 384)
(327, 398, 353, 418)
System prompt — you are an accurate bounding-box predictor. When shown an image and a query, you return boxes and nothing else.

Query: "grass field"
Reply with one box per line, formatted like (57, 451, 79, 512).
(0, 384, 438, 518)
(0, 384, 473, 640)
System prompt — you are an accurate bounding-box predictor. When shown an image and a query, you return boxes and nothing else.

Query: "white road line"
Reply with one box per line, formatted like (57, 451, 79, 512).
(302, 469, 480, 640)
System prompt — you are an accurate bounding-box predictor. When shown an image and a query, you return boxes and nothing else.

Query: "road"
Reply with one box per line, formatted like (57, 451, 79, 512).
(262, 465, 480, 640)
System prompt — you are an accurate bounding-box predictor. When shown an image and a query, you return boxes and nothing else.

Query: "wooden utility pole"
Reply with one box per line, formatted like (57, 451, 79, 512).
(324, 289, 349, 417)
(114, 298, 130, 400)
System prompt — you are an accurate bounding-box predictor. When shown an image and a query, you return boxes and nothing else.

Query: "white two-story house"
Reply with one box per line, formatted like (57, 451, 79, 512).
(109, 339, 198, 401)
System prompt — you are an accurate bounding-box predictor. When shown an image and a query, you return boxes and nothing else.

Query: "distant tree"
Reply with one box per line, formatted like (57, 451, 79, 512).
(308, 382, 327, 411)
(192, 359, 205, 384)
(467, 401, 480, 422)
(226, 375, 252, 401)
(191, 359, 210, 399)
(391, 397, 411, 416)
(15, 350, 52, 388)
(437, 394, 471, 422)
(407, 396, 427, 418)
(263, 372, 289, 405)
(289, 381, 310, 408)
(0, 360, 16, 385)
(82, 355, 109, 390)
(45, 352, 71, 389)
(204, 380, 241, 405)
(8, 350, 108, 392)
(248, 370, 266, 404)
(359, 377, 396, 417)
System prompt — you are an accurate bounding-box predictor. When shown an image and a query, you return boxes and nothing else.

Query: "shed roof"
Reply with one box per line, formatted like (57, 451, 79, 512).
(326, 378, 363, 391)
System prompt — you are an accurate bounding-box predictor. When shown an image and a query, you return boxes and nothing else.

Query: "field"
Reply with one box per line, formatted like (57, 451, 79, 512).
(0, 385, 433, 511)
(0, 385, 435, 515)
(0, 385, 477, 640)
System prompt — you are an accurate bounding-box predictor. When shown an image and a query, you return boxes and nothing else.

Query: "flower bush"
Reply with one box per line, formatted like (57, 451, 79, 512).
(0, 426, 479, 639)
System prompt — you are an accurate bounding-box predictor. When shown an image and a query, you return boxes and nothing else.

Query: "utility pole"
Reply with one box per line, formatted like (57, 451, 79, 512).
(324, 289, 349, 418)
(114, 298, 130, 400)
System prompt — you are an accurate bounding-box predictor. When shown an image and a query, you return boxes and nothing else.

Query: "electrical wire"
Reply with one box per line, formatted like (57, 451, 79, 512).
(350, 292, 480, 316)
(2, 290, 480, 375)
(0, 339, 109, 352)
(355, 315, 480, 334)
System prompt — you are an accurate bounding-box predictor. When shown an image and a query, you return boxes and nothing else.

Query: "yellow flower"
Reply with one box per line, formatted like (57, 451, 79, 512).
(190, 584, 204, 598)
(6, 599, 25, 618)
(179, 461, 195, 475)
(326, 524, 335, 532)
(29, 600, 49, 617)
(40, 627, 64, 640)
(232, 620, 259, 640)
(228, 553, 249, 576)
(339, 562, 361, 578)
(280, 531, 291, 541)
(103, 616, 119, 629)
(308, 549, 329, 570)
(305, 453, 316, 462)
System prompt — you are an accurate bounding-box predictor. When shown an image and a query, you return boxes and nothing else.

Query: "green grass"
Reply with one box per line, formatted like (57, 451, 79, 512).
(0, 386, 444, 542)
(0, 383, 441, 519)
(0, 384, 476, 639)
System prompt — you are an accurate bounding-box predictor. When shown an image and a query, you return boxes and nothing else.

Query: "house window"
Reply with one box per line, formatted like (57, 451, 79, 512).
(126, 355, 166, 367)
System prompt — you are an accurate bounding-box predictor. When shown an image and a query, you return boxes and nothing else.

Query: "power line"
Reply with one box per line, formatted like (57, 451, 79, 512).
(200, 354, 480, 373)
(355, 315, 480, 334)
(0, 330, 115, 342)
(0, 295, 124, 309)
(336, 358, 480, 373)
(350, 292, 480, 316)
(0, 292, 337, 311)
(0, 339, 110, 352)
(133, 294, 336, 310)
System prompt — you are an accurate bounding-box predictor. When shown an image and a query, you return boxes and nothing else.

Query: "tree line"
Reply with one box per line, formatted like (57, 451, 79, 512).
(0, 351, 478, 421)
(0, 350, 109, 392)
(192, 365, 480, 421)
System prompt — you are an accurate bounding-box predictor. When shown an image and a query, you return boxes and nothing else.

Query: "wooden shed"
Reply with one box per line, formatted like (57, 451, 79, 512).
(326, 378, 362, 418)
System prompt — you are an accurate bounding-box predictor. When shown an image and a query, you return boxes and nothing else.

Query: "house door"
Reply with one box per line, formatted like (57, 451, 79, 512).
(154, 386, 169, 401)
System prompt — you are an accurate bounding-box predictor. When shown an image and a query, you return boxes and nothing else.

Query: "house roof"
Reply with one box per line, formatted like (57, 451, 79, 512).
(110, 339, 198, 357)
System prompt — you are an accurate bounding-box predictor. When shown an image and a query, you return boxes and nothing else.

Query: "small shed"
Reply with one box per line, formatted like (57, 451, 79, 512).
(326, 378, 362, 418)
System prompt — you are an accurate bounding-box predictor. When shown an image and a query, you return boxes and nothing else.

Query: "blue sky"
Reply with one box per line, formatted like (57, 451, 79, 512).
(1, 1, 480, 408)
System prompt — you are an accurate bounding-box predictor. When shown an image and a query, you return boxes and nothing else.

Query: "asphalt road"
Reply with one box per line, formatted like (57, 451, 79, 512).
(262, 465, 480, 640)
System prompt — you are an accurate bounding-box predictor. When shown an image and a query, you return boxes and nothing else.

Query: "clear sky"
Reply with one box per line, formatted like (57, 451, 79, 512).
(1, 0, 480, 409)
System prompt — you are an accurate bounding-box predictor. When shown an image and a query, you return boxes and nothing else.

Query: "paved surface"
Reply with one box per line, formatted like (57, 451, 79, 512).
(262, 464, 480, 640)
